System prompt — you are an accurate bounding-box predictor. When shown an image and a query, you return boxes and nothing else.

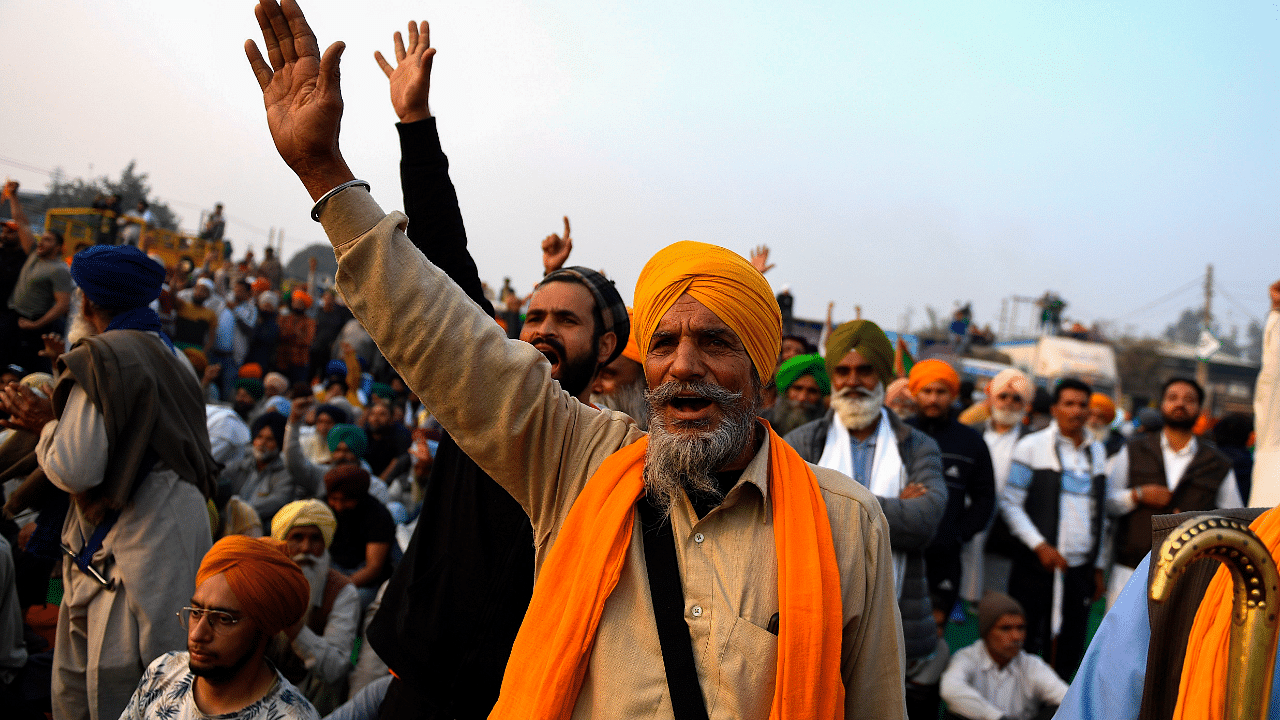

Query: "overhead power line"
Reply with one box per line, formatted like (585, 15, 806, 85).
(1109, 276, 1202, 321)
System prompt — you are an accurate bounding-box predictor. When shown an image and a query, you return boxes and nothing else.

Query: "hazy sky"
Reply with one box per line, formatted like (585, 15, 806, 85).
(2, 1, 1276, 339)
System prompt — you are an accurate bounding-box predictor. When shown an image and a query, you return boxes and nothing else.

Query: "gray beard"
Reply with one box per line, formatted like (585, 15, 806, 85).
(292, 551, 330, 609)
(642, 380, 759, 518)
(590, 378, 651, 431)
(830, 382, 885, 430)
(992, 407, 1026, 429)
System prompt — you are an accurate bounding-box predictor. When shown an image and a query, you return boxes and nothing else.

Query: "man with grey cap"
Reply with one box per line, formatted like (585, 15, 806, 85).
(940, 591, 1067, 720)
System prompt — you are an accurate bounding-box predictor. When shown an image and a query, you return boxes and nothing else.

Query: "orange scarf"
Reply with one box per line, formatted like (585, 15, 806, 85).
(1173, 506, 1280, 719)
(489, 424, 846, 720)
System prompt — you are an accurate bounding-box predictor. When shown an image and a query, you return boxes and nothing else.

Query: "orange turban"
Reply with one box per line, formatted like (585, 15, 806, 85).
(620, 310, 643, 364)
(632, 241, 781, 381)
(238, 362, 263, 379)
(1089, 393, 1116, 423)
(251, 277, 270, 295)
(908, 358, 960, 396)
(292, 289, 313, 309)
(196, 536, 309, 636)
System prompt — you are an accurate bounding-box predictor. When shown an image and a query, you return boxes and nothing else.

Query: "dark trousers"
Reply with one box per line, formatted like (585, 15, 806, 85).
(925, 542, 963, 614)
(1009, 559, 1094, 681)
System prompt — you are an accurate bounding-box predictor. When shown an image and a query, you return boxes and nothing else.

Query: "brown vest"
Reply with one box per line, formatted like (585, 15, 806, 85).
(1114, 433, 1232, 568)
(1138, 507, 1267, 720)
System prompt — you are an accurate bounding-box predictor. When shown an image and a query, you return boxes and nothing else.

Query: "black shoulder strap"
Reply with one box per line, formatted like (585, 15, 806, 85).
(637, 498, 711, 720)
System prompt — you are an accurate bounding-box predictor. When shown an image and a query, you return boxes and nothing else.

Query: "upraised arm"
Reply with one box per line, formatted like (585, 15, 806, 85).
(374, 20, 435, 124)
(541, 217, 573, 275)
(376, 19, 492, 314)
(245, 0, 354, 200)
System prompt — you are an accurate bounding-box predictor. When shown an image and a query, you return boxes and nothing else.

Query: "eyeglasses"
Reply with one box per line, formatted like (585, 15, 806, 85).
(177, 606, 242, 633)
(995, 393, 1024, 404)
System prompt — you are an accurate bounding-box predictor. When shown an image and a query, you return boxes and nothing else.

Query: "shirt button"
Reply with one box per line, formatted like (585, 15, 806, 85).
(691, 606, 703, 618)
(693, 533, 704, 544)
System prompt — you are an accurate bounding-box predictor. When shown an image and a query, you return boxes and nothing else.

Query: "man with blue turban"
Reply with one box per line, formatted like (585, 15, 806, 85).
(19, 244, 220, 720)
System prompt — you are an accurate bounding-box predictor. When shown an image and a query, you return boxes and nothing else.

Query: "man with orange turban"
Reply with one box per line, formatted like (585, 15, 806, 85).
(904, 359, 995, 632)
(1086, 392, 1126, 457)
(120, 535, 319, 720)
(246, 6, 905, 718)
(277, 289, 317, 385)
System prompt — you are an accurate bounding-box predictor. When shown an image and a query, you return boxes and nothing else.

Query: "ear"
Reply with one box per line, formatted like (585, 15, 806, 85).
(595, 331, 618, 367)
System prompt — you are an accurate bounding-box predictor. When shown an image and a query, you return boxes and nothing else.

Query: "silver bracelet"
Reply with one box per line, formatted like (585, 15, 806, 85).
(310, 179, 371, 222)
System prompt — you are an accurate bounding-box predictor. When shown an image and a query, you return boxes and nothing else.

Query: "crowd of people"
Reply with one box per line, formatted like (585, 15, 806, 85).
(0, 2, 1278, 720)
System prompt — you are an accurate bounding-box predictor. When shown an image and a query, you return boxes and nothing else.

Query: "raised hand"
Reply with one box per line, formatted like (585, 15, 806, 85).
(541, 216, 573, 275)
(245, 0, 355, 200)
(1270, 279, 1280, 311)
(374, 20, 436, 124)
(39, 333, 65, 360)
(749, 245, 775, 275)
(0, 382, 55, 434)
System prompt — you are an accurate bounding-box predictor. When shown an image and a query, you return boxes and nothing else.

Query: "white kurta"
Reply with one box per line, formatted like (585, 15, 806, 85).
(1253, 309, 1280, 506)
(38, 385, 211, 720)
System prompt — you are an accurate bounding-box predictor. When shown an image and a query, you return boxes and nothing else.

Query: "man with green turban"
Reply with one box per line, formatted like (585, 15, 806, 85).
(785, 319, 947, 668)
(761, 353, 830, 436)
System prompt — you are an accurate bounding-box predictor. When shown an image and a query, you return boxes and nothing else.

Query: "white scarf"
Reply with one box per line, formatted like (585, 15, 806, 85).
(818, 408, 908, 595)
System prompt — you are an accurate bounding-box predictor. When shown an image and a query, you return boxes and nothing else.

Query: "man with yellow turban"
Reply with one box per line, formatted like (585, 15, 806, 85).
(242, 7, 906, 716)
(903, 359, 995, 633)
(268, 500, 359, 713)
(785, 319, 947, 667)
(119, 535, 318, 720)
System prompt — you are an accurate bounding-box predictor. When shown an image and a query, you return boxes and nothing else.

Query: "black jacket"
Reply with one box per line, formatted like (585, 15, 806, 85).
(907, 411, 996, 548)
(364, 119, 533, 720)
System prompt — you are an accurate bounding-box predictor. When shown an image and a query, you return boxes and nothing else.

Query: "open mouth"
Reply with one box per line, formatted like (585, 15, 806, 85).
(535, 345, 561, 369)
(670, 395, 712, 413)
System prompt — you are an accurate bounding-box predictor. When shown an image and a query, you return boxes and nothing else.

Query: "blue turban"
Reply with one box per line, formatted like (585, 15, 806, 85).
(326, 360, 347, 377)
(327, 424, 368, 458)
(71, 245, 165, 310)
(313, 403, 350, 425)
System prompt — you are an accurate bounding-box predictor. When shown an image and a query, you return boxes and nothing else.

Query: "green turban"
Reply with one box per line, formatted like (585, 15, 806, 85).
(370, 382, 395, 402)
(824, 320, 894, 387)
(775, 353, 830, 396)
(327, 424, 368, 458)
(236, 378, 265, 401)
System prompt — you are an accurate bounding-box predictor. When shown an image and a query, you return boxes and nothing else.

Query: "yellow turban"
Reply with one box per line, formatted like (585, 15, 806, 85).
(197, 536, 309, 636)
(620, 309, 643, 364)
(632, 241, 781, 381)
(270, 499, 338, 549)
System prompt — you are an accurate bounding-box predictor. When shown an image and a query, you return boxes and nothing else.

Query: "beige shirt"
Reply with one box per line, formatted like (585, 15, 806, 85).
(319, 188, 907, 720)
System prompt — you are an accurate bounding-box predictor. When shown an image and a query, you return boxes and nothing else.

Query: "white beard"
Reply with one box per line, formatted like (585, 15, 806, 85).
(292, 551, 331, 609)
(642, 380, 759, 518)
(590, 377, 651, 431)
(830, 382, 886, 431)
(992, 407, 1026, 429)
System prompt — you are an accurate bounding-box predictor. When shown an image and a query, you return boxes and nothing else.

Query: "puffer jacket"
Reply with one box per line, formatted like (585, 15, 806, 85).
(785, 408, 947, 661)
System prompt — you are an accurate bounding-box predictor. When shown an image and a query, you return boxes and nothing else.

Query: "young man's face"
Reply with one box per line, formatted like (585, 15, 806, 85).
(983, 612, 1026, 665)
(1052, 388, 1091, 438)
(521, 281, 610, 398)
(914, 381, 955, 420)
(187, 573, 264, 683)
(1161, 381, 1201, 431)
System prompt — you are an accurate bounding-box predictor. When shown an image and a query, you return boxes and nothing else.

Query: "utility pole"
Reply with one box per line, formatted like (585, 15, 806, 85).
(1197, 263, 1213, 393)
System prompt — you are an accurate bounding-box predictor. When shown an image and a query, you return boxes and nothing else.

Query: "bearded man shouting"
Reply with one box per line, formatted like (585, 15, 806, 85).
(243, 4, 906, 716)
